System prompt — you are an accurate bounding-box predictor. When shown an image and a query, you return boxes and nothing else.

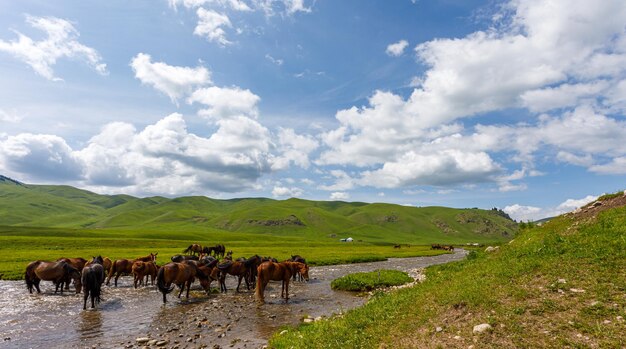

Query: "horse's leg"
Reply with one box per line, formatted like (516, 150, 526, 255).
(83, 289, 88, 310)
(186, 280, 191, 299)
(114, 272, 120, 287)
(236, 275, 242, 292)
(177, 283, 184, 298)
(285, 279, 290, 302)
(133, 274, 138, 288)
(34, 278, 41, 293)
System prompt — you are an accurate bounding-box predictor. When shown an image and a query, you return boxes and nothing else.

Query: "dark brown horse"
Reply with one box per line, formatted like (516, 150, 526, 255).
(57, 257, 88, 289)
(171, 254, 198, 263)
(106, 253, 158, 287)
(25, 260, 82, 294)
(156, 262, 210, 303)
(289, 255, 307, 281)
(183, 244, 203, 256)
(82, 256, 105, 309)
(132, 261, 158, 288)
(85, 257, 112, 276)
(216, 259, 253, 293)
(255, 261, 309, 303)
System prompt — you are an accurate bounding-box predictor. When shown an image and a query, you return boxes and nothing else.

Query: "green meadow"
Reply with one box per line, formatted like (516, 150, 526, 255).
(0, 179, 518, 279)
(270, 194, 626, 348)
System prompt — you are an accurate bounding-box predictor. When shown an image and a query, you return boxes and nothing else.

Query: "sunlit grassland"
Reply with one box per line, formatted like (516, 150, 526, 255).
(0, 225, 446, 280)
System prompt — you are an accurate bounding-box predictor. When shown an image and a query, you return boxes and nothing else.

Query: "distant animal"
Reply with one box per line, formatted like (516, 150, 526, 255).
(25, 260, 82, 294)
(255, 261, 309, 303)
(224, 250, 233, 260)
(431, 244, 442, 250)
(183, 244, 203, 256)
(442, 245, 455, 251)
(156, 262, 211, 304)
(106, 253, 158, 287)
(393, 244, 401, 249)
(132, 261, 158, 288)
(214, 244, 226, 258)
(170, 254, 199, 263)
(82, 256, 105, 310)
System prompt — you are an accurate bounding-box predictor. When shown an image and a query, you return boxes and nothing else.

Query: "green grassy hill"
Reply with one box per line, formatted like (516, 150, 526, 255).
(0, 179, 517, 244)
(270, 191, 626, 348)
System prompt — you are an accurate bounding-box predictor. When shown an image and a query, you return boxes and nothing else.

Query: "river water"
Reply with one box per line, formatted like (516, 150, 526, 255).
(0, 249, 467, 349)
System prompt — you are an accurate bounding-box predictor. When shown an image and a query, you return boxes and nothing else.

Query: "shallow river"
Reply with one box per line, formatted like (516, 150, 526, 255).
(0, 249, 467, 349)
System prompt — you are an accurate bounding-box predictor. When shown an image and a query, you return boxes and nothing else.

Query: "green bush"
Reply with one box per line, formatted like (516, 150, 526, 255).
(330, 269, 413, 292)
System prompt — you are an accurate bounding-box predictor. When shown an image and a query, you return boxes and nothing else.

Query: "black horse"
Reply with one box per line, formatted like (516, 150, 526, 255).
(82, 256, 105, 310)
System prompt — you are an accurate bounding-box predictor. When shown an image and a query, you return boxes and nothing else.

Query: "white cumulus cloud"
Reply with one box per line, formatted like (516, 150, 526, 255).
(0, 15, 107, 80)
(130, 53, 212, 104)
(194, 8, 233, 46)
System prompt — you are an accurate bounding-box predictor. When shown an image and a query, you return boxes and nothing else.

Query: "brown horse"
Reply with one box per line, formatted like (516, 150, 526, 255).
(82, 256, 105, 309)
(216, 259, 252, 293)
(156, 262, 211, 303)
(25, 260, 82, 294)
(255, 261, 309, 303)
(183, 244, 203, 256)
(289, 255, 307, 281)
(106, 253, 157, 287)
(132, 261, 159, 288)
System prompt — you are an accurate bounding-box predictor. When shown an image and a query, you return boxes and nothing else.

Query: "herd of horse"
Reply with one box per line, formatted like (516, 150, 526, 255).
(431, 243, 455, 251)
(23, 243, 310, 309)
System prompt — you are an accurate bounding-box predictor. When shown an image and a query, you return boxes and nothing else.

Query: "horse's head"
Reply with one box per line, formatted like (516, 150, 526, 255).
(92, 256, 104, 265)
(151, 252, 158, 262)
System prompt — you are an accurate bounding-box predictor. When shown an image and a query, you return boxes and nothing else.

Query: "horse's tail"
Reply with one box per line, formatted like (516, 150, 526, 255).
(156, 267, 174, 295)
(25, 270, 33, 292)
(255, 266, 264, 302)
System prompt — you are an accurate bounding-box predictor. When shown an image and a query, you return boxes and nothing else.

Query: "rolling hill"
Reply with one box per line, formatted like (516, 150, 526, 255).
(0, 176, 518, 244)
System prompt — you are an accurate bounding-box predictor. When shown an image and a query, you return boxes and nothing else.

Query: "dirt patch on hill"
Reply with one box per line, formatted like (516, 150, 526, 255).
(565, 190, 626, 222)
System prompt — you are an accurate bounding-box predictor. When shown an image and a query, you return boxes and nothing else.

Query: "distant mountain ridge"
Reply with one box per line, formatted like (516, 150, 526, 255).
(0, 177, 518, 244)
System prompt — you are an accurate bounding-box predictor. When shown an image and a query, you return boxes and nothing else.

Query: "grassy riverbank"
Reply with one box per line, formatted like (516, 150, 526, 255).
(270, 194, 626, 348)
(331, 270, 413, 292)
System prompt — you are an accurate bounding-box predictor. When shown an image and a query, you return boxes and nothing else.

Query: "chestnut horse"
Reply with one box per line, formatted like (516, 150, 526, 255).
(25, 260, 82, 294)
(106, 253, 158, 287)
(255, 261, 309, 303)
(183, 244, 203, 256)
(156, 262, 211, 303)
(132, 261, 158, 288)
(82, 256, 105, 309)
(289, 255, 307, 281)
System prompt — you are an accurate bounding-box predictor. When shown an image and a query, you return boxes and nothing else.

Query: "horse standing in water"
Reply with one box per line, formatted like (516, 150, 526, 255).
(106, 253, 158, 287)
(289, 255, 307, 281)
(25, 260, 82, 294)
(82, 256, 105, 309)
(85, 257, 112, 276)
(156, 262, 211, 304)
(132, 261, 158, 288)
(255, 261, 309, 303)
(216, 258, 256, 293)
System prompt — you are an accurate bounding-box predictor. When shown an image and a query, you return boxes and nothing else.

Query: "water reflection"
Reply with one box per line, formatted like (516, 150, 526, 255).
(77, 309, 103, 340)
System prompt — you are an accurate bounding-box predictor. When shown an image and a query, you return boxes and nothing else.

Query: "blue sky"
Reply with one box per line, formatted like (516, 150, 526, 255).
(1, 0, 625, 221)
